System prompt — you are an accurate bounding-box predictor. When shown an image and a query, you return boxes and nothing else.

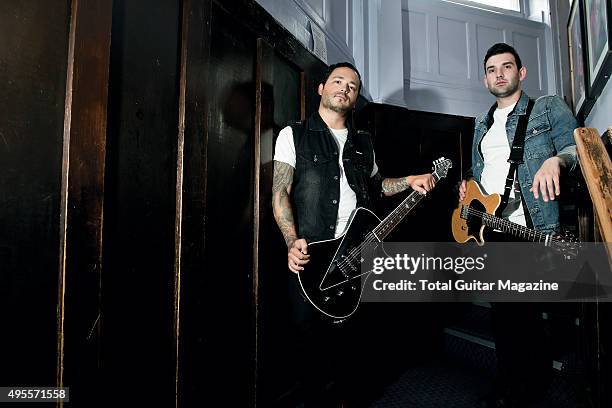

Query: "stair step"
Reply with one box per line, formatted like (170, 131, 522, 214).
(443, 327, 497, 375)
(444, 327, 568, 372)
(444, 327, 494, 349)
(445, 303, 494, 341)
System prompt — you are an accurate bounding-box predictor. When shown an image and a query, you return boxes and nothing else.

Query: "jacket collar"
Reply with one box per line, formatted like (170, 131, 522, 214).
(512, 91, 531, 115)
(480, 91, 530, 127)
(307, 110, 352, 134)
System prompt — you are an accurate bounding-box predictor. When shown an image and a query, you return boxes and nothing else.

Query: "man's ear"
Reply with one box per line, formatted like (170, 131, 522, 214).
(317, 83, 323, 96)
(482, 75, 488, 89)
(519, 66, 527, 81)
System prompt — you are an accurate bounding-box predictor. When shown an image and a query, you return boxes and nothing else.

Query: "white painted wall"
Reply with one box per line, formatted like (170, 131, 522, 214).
(254, 0, 356, 65)
(365, 0, 405, 106)
(402, 0, 549, 116)
(255, 0, 554, 117)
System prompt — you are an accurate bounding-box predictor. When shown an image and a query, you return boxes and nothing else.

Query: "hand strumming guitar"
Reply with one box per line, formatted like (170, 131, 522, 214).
(287, 238, 309, 274)
(458, 179, 467, 202)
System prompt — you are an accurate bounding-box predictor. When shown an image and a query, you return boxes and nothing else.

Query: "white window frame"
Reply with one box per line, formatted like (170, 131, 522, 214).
(440, 0, 529, 18)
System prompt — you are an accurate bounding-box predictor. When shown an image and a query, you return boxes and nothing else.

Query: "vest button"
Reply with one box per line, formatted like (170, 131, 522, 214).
(334, 175, 339, 180)
(329, 225, 334, 230)
(332, 199, 338, 204)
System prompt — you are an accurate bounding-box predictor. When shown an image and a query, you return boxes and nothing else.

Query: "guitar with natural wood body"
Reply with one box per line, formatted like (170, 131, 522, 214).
(452, 179, 579, 257)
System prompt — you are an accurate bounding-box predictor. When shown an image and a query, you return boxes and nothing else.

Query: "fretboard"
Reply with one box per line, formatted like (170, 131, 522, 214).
(465, 207, 551, 243)
(371, 172, 442, 242)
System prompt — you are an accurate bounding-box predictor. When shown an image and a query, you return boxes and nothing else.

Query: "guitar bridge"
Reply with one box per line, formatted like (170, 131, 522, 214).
(335, 260, 350, 278)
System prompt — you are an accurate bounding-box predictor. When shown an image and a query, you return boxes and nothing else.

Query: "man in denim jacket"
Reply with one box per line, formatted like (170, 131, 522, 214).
(459, 43, 578, 407)
(459, 45, 578, 232)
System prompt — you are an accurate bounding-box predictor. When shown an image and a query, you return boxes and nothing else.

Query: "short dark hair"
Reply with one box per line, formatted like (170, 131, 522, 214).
(320, 62, 362, 93)
(483, 43, 523, 72)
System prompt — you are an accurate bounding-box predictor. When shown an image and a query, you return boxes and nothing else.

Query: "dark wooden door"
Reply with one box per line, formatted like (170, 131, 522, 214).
(0, 0, 71, 390)
(255, 39, 305, 406)
(102, 0, 181, 405)
(178, 3, 257, 406)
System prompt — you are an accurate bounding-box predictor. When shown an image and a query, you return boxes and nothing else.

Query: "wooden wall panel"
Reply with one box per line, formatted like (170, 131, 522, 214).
(196, 3, 256, 403)
(437, 17, 469, 79)
(255, 43, 305, 405)
(176, 0, 212, 403)
(404, 10, 429, 74)
(102, 0, 180, 405)
(512, 32, 543, 91)
(0, 0, 70, 388)
(475, 25, 504, 69)
(179, 2, 257, 406)
(177, 1, 327, 405)
(61, 1, 113, 405)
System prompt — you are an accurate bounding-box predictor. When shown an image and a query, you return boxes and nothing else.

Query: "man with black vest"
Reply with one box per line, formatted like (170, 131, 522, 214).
(459, 43, 578, 407)
(272, 62, 434, 407)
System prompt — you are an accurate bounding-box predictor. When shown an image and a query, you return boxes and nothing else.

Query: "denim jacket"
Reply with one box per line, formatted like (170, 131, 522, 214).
(468, 91, 578, 233)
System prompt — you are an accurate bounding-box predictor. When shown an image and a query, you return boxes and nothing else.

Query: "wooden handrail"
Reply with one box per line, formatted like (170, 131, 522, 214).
(574, 127, 612, 243)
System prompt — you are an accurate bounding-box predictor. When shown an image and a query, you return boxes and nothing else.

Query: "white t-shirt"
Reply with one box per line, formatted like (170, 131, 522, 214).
(480, 102, 526, 226)
(274, 125, 379, 238)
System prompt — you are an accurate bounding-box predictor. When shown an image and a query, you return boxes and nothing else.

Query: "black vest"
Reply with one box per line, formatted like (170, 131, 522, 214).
(291, 112, 376, 242)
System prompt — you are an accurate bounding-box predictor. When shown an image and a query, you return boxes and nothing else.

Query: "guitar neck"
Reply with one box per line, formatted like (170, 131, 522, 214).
(478, 212, 550, 243)
(373, 172, 442, 241)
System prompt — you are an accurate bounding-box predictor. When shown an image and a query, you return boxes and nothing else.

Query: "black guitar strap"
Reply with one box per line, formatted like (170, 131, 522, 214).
(496, 98, 535, 217)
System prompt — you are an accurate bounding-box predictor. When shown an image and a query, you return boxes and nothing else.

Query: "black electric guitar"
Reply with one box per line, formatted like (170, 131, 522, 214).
(451, 179, 579, 257)
(297, 158, 452, 320)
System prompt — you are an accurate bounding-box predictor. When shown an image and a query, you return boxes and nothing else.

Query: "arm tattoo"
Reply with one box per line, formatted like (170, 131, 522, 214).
(272, 161, 298, 248)
(382, 176, 410, 195)
(272, 160, 294, 194)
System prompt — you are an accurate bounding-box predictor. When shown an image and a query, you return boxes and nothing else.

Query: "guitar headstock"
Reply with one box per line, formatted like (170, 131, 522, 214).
(432, 157, 453, 179)
(551, 232, 581, 260)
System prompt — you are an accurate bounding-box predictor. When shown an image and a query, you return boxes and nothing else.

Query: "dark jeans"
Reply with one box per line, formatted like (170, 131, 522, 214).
(287, 275, 369, 407)
(487, 231, 552, 392)
(491, 302, 552, 387)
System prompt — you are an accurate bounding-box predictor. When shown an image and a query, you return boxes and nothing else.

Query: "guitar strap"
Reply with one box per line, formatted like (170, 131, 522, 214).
(496, 98, 535, 217)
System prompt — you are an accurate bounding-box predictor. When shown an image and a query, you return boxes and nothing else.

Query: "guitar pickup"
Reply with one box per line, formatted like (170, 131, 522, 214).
(460, 204, 469, 219)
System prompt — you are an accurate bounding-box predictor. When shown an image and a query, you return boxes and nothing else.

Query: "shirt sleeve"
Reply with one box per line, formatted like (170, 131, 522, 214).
(273, 126, 296, 168)
(371, 150, 379, 177)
